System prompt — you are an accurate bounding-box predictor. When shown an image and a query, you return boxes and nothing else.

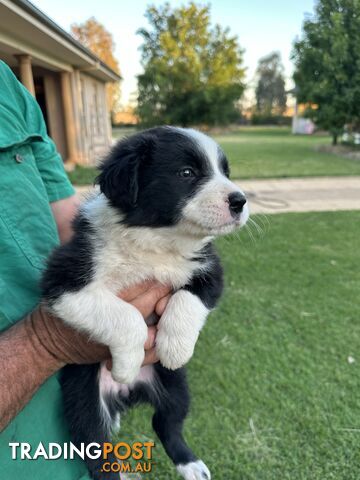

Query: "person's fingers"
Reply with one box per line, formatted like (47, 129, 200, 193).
(131, 284, 172, 319)
(155, 294, 171, 316)
(143, 348, 159, 365)
(144, 326, 157, 350)
(118, 280, 159, 302)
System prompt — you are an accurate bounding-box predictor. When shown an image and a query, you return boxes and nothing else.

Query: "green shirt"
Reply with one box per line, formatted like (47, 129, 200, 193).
(0, 61, 90, 479)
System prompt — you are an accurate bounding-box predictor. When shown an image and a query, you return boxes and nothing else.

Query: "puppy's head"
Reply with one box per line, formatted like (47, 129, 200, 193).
(97, 126, 249, 236)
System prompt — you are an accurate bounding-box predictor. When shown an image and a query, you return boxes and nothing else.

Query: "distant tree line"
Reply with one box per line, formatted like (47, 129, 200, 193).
(71, 0, 360, 143)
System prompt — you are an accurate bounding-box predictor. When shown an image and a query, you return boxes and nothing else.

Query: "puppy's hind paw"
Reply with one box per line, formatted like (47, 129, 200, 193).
(177, 460, 211, 480)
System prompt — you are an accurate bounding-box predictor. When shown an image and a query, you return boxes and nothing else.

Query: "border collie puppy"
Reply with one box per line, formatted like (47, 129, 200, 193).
(42, 126, 249, 480)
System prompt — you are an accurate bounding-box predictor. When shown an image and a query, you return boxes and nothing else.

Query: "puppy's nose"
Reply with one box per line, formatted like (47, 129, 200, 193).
(228, 192, 247, 215)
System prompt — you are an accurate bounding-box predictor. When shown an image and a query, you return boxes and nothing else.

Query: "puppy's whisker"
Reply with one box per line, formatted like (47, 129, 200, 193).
(231, 230, 243, 244)
(248, 218, 263, 237)
(245, 224, 256, 244)
(255, 213, 270, 231)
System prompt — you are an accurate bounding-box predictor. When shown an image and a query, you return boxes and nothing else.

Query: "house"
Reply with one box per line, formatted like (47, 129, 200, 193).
(0, 0, 121, 165)
(286, 88, 315, 135)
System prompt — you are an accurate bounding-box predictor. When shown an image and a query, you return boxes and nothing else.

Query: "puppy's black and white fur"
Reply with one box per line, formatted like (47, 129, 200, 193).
(42, 126, 249, 480)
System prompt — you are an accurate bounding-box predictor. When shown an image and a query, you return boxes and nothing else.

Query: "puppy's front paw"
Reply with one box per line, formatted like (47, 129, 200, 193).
(156, 328, 197, 370)
(111, 348, 145, 384)
(177, 460, 211, 480)
(155, 290, 209, 370)
(111, 367, 139, 385)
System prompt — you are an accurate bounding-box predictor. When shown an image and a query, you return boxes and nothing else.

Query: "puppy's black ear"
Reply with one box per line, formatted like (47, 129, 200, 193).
(96, 134, 154, 210)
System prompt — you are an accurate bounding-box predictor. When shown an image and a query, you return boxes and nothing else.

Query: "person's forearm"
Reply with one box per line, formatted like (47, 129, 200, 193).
(0, 283, 169, 431)
(51, 194, 80, 244)
(0, 312, 63, 431)
(0, 304, 111, 431)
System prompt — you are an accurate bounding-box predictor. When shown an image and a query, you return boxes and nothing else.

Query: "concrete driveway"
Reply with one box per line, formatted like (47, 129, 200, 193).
(238, 176, 360, 215)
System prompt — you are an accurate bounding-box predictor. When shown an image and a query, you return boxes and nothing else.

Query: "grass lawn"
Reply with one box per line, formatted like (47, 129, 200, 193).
(115, 211, 360, 479)
(67, 127, 360, 185)
(214, 127, 360, 179)
(66, 165, 98, 186)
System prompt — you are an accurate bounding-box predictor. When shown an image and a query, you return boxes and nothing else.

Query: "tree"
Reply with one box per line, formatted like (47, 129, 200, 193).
(71, 17, 121, 118)
(255, 52, 287, 115)
(136, 2, 245, 127)
(292, 0, 360, 145)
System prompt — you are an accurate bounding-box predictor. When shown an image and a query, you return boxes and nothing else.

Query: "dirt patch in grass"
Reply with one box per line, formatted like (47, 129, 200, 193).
(316, 144, 360, 160)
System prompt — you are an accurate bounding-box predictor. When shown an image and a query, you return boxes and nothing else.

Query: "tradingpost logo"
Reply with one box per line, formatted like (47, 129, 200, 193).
(9, 441, 155, 474)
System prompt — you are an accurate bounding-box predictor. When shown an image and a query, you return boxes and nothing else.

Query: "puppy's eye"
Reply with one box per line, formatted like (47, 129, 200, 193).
(178, 168, 195, 178)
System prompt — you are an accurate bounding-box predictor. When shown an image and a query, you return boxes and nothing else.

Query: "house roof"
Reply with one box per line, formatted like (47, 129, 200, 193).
(0, 0, 121, 82)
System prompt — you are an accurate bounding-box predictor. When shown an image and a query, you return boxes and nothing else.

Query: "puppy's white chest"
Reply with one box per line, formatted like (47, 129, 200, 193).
(152, 254, 198, 286)
(89, 205, 207, 291)
(100, 248, 199, 291)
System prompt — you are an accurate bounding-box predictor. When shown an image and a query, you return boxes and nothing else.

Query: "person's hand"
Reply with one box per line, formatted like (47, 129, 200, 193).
(0, 282, 171, 432)
(115, 280, 172, 366)
(26, 281, 171, 371)
(118, 280, 171, 319)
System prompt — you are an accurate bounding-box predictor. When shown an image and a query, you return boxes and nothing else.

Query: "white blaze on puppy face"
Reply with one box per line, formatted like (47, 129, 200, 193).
(179, 128, 249, 234)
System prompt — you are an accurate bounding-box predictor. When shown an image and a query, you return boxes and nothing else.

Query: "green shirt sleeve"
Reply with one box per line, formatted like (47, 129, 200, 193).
(31, 136, 75, 203)
(0, 62, 89, 479)
(0, 60, 75, 203)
